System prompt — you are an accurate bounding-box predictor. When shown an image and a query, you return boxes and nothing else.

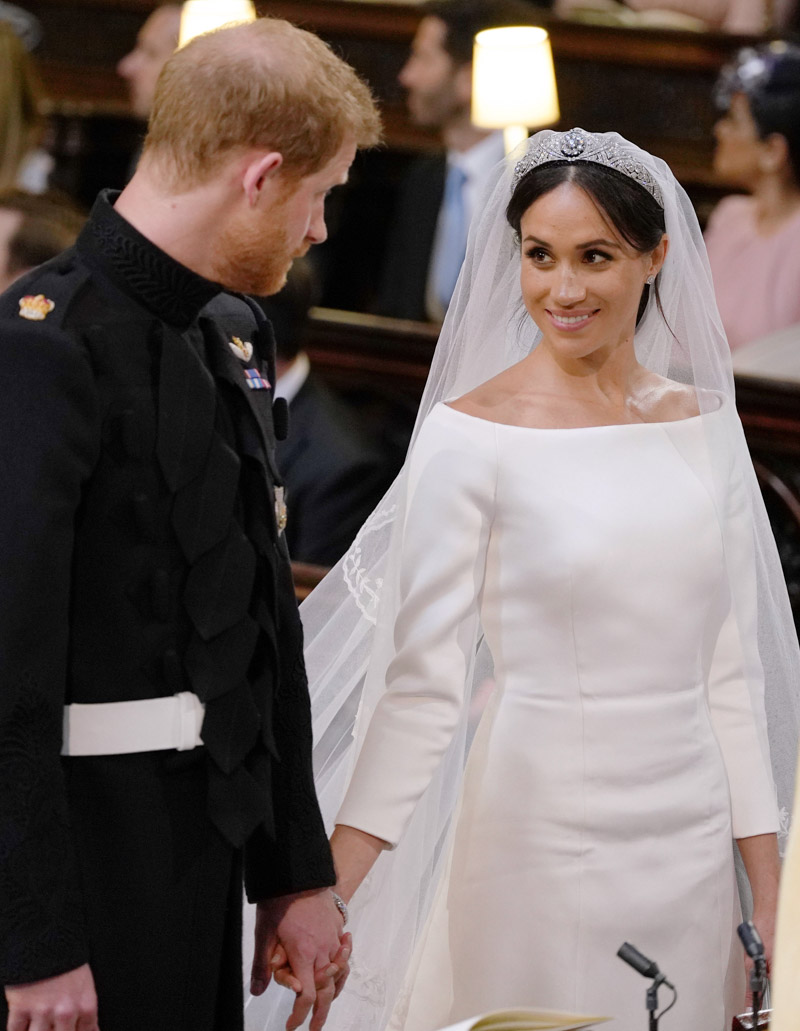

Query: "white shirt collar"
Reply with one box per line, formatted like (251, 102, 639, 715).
(448, 130, 505, 187)
(426, 131, 506, 322)
(274, 351, 311, 405)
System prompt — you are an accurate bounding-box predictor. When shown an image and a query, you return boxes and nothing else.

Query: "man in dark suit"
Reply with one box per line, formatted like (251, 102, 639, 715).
(0, 17, 380, 1031)
(260, 261, 394, 568)
(375, 0, 547, 322)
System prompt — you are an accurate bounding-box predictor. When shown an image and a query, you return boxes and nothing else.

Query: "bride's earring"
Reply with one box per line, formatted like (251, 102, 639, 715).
(646, 275, 655, 286)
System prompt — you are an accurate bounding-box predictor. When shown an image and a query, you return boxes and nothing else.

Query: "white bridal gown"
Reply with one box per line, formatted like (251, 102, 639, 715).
(336, 400, 779, 1031)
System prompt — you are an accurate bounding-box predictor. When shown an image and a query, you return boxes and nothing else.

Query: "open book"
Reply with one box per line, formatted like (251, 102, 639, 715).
(437, 1008, 610, 1031)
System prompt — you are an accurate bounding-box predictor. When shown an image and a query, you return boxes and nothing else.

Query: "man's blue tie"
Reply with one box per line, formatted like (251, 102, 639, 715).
(434, 163, 468, 312)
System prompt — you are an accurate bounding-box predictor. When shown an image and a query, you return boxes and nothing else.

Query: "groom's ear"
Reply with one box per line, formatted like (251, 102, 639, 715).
(242, 151, 285, 207)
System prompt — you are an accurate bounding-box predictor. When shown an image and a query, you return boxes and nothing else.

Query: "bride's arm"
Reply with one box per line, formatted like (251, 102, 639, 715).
(333, 409, 497, 852)
(329, 824, 389, 904)
(707, 446, 783, 973)
(737, 832, 780, 970)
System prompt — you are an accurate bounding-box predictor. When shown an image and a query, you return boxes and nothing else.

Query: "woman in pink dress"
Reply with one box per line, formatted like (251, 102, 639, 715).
(705, 43, 800, 352)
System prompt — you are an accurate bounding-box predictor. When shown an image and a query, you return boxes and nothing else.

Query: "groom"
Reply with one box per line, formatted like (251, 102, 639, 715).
(0, 17, 380, 1031)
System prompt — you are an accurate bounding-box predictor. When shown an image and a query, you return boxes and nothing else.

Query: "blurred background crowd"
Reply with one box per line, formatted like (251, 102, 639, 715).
(4, 0, 800, 585)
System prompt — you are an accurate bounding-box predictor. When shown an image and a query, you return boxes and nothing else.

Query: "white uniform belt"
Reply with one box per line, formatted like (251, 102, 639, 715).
(61, 692, 205, 757)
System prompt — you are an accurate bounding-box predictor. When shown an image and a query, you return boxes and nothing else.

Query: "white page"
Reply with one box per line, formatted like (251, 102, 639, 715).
(436, 1008, 610, 1031)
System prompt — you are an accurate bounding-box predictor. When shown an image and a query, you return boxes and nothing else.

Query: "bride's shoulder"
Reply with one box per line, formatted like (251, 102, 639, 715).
(637, 375, 706, 422)
(444, 367, 541, 427)
(445, 376, 506, 420)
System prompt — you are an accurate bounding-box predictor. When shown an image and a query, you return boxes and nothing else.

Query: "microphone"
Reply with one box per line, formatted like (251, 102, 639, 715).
(617, 943, 677, 1028)
(272, 397, 290, 441)
(617, 942, 661, 979)
(737, 921, 765, 961)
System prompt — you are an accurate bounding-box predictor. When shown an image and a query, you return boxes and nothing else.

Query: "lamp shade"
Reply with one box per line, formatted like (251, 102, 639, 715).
(179, 0, 257, 47)
(471, 26, 559, 131)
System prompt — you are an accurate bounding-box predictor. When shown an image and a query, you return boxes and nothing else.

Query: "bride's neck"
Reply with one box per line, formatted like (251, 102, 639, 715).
(527, 340, 647, 406)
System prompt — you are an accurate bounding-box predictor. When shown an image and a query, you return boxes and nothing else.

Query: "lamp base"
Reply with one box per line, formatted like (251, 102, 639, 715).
(503, 125, 529, 155)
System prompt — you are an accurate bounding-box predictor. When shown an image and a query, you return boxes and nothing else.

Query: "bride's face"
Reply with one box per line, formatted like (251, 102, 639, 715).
(519, 182, 666, 364)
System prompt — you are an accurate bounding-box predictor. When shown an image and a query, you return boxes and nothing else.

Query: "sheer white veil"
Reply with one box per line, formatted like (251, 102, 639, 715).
(244, 129, 800, 1031)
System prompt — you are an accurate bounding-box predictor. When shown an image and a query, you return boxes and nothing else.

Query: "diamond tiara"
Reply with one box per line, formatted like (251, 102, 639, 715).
(512, 128, 664, 208)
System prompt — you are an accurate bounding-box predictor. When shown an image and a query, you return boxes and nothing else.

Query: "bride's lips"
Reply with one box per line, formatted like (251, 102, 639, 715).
(546, 308, 599, 331)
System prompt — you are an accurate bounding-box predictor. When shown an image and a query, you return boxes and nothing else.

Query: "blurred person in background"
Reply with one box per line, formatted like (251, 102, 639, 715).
(0, 18, 53, 193)
(624, 0, 792, 33)
(705, 42, 800, 352)
(261, 258, 393, 567)
(117, 4, 181, 179)
(117, 5, 182, 122)
(375, 0, 548, 323)
(0, 188, 85, 293)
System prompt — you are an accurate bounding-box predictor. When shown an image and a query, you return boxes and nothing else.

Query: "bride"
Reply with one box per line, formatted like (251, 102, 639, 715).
(246, 129, 799, 1031)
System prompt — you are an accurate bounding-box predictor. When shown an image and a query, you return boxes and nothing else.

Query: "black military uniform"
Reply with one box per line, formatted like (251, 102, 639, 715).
(0, 191, 335, 1030)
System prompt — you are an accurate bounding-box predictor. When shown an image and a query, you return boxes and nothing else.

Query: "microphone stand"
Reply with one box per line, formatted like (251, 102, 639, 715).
(646, 974, 666, 1031)
(617, 942, 678, 1030)
(737, 921, 767, 1029)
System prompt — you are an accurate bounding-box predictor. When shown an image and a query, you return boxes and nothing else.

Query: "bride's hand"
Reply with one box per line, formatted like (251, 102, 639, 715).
(271, 933, 352, 998)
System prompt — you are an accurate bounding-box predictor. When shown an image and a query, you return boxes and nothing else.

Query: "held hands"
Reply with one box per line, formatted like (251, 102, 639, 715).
(250, 888, 351, 1031)
(5, 963, 99, 1031)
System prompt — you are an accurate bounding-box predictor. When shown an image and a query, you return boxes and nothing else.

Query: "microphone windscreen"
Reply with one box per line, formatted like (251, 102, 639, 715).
(272, 397, 290, 441)
(617, 942, 660, 978)
(737, 921, 764, 959)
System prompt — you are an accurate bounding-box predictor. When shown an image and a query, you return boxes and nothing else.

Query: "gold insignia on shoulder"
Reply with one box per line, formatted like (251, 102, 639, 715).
(274, 485, 288, 533)
(229, 336, 254, 362)
(18, 294, 55, 321)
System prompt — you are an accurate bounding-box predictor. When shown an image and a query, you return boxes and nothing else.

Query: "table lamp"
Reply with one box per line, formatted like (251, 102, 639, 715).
(472, 26, 559, 155)
(179, 0, 257, 47)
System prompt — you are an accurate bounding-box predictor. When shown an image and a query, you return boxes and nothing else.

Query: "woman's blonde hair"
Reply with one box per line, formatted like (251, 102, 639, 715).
(0, 23, 44, 190)
(143, 17, 382, 189)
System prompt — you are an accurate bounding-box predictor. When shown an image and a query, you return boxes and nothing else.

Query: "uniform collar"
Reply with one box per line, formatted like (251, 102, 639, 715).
(77, 189, 223, 329)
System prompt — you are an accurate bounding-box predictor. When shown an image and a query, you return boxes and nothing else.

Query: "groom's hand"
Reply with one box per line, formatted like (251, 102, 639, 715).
(251, 888, 347, 1031)
(270, 933, 352, 998)
(5, 962, 99, 1031)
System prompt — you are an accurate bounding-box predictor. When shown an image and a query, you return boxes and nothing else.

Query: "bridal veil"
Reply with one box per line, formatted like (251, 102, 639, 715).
(244, 129, 800, 1031)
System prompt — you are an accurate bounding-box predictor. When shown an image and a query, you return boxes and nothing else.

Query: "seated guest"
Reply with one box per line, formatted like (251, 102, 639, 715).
(705, 43, 800, 352)
(260, 260, 394, 567)
(621, 0, 793, 33)
(0, 188, 85, 293)
(0, 19, 52, 193)
(117, 5, 181, 123)
(117, 5, 181, 180)
(375, 0, 547, 323)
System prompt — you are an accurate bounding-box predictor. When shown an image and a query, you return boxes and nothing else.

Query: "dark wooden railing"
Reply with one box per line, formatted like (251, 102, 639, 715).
(291, 561, 332, 602)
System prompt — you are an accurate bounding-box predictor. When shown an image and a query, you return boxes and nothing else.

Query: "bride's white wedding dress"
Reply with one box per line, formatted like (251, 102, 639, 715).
(336, 399, 778, 1031)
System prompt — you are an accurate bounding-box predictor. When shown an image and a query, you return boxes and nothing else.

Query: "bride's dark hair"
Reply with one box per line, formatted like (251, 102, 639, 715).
(506, 160, 666, 326)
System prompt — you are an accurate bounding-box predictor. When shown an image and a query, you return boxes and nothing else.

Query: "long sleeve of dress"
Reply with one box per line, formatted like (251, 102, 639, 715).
(336, 406, 497, 847)
(706, 450, 779, 840)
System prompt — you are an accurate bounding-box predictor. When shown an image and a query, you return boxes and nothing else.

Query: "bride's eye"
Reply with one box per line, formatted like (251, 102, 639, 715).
(525, 247, 552, 264)
(584, 249, 612, 265)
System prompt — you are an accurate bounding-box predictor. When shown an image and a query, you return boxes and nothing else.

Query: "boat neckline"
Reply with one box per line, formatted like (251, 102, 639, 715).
(440, 392, 725, 433)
